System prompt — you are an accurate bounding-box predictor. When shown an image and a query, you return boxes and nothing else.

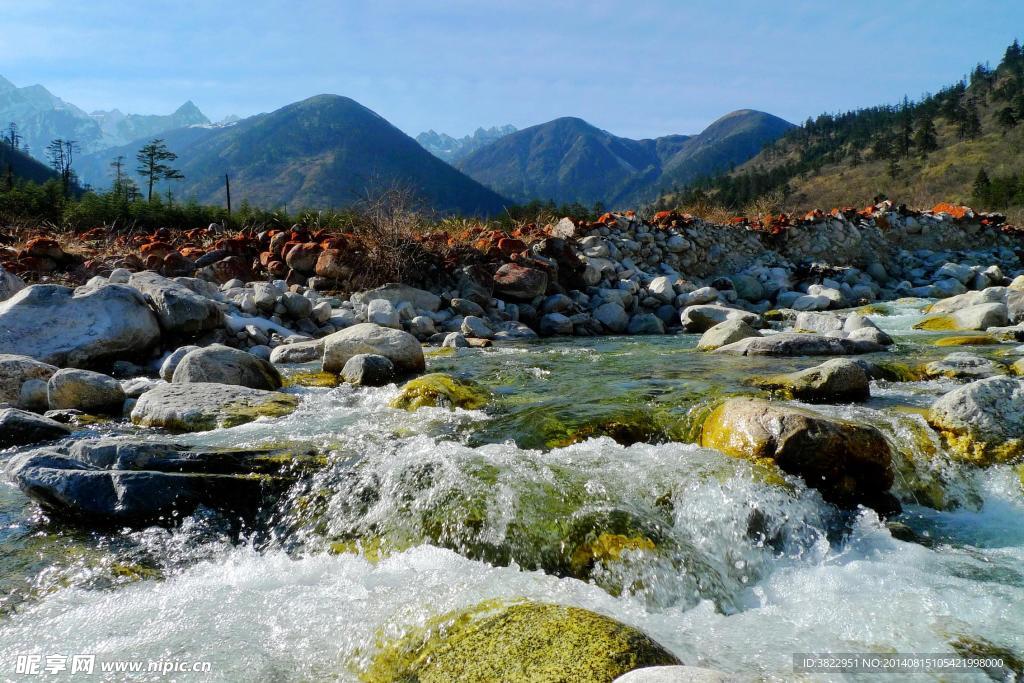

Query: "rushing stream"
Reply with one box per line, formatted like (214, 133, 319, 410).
(1, 299, 1023, 681)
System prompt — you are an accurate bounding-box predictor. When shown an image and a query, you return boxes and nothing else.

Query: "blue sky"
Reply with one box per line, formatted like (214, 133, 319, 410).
(3, 1, 1023, 139)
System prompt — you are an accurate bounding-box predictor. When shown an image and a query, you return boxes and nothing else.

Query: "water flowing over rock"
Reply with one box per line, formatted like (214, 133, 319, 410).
(0, 284, 160, 368)
(0, 408, 71, 447)
(700, 397, 895, 510)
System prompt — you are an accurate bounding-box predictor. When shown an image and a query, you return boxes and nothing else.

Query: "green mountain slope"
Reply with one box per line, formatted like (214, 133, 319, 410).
(456, 110, 792, 207)
(78, 95, 510, 215)
(0, 140, 59, 184)
(665, 39, 1024, 214)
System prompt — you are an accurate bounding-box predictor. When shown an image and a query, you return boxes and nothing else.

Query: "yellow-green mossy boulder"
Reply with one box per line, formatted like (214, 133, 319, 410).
(390, 373, 489, 411)
(913, 303, 1008, 332)
(361, 600, 680, 682)
(699, 397, 895, 510)
(750, 358, 869, 403)
(933, 335, 999, 347)
(927, 376, 1024, 465)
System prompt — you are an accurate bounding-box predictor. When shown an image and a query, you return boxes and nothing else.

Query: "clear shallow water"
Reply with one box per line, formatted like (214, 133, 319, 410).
(1, 304, 1023, 681)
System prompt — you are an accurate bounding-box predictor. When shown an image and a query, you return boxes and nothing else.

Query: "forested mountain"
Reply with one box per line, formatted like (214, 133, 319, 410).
(662, 40, 1024, 214)
(456, 110, 792, 207)
(0, 133, 59, 185)
(78, 95, 509, 215)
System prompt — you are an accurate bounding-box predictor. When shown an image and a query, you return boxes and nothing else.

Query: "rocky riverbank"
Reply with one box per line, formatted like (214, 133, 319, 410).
(2, 202, 1024, 680)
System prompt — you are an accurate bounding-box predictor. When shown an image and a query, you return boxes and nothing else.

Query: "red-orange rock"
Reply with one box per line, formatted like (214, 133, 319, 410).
(267, 260, 288, 278)
(24, 237, 65, 261)
(497, 237, 527, 255)
(269, 232, 290, 259)
(162, 251, 193, 276)
(140, 241, 177, 259)
(17, 255, 58, 272)
(285, 242, 322, 274)
(210, 256, 251, 283)
(493, 263, 548, 301)
(314, 249, 351, 280)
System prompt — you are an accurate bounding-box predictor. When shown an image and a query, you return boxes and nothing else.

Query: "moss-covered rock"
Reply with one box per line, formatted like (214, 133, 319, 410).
(933, 335, 999, 347)
(699, 397, 895, 510)
(360, 600, 680, 683)
(282, 370, 339, 388)
(914, 303, 1008, 332)
(750, 358, 870, 403)
(131, 382, 299, 432)
(927, 376, 1024, 465)
(390, 373, 489, 411)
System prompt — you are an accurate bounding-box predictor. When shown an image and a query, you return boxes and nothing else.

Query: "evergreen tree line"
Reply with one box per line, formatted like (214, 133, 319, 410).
(670, 39, 1024, 211)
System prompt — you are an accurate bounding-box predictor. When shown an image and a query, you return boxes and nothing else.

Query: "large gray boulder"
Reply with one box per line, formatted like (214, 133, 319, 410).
(0, 284, 160, 367)
(128, 271, 223, 336)
(0, 408, 70, 447)
(341, 354, 396, 387)
(0, 354, 57, 405)
(680, 305, 760, 333)
(131, 382, 298, 432)
(915, 302, 1009, 332)
(47, 368, 126, 414)
(269, 339, 324, 365)
(171, 344, 282, 390)
(322, 323, 424, 375)
(696, 319, 761, 351)
(593, 302, 630, 333)
(927, 376, 1024, 465)
(714, 332, 883, 356)
(701, 397, 894, 509)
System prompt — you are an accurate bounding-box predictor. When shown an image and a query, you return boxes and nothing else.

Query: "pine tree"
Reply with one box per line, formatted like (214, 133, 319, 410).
(913, 113, 939, 155)
(973, 168, 992, 206)
(136, 139, 184, 202)
(997, 106, 1017, 133)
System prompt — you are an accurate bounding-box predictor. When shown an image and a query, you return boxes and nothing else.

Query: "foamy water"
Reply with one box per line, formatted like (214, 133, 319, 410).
(1, 321, 1023, 681)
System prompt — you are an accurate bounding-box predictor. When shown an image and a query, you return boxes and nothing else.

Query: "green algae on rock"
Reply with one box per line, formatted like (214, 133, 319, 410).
(131, 382, 299, 432)
(927, 376, 1024, 465)
(360, 600, 680, 683)
(750, 358, 870, 403)
(390, 373, 489, 411)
